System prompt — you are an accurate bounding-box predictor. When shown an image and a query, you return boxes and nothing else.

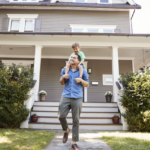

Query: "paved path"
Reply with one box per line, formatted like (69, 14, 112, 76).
(45, 130, 112, 150)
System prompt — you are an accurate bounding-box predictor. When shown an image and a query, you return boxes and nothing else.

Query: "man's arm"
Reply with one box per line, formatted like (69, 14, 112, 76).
(60, 74, 70, 85)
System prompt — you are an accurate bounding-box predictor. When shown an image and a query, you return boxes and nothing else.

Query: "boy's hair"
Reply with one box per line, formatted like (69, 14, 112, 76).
(75, 54, 81, 62)
(72, 42, 80, 48)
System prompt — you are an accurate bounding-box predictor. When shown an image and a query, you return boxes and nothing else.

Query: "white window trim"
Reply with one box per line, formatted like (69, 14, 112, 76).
(103, 74, 121, 86)
(97, 0, 112, 4)
(7, 14, 38, 32)
(70, 24, 117, 33)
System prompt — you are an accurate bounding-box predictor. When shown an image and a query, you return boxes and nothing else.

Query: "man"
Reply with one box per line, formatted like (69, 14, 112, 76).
(59, 54, 89, 150)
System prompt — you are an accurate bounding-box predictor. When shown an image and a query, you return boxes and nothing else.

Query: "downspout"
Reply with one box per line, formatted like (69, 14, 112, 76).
(131, 9, 135, 34)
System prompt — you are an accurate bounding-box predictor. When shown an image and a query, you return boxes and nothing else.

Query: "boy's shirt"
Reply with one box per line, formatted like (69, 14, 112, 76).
(69, 51, 86, 61)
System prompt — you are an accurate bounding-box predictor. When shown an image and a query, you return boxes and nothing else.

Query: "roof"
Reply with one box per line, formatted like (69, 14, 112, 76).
(0, 32, 149, 37)
(0, 0, 141, 9)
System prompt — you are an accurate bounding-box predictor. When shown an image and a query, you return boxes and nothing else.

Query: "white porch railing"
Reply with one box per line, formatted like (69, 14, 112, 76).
(20, 81, 36, 128)
(117, 90, 128, 131)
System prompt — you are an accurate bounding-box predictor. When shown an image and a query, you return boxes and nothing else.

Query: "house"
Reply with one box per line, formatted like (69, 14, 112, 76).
(1, 0, 149, 131)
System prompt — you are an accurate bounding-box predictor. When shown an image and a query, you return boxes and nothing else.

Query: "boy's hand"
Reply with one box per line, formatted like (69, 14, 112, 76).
(74, 78, 82, 83)
(63, 74, 70, 79)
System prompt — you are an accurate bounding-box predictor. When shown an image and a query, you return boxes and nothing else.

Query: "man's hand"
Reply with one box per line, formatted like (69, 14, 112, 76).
(63, 74, 70, 80)
(74, 78, 82, 83)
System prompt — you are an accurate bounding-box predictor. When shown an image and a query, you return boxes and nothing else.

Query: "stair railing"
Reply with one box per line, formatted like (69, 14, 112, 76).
(20, 80, 37, 128)
(116, 81, 128, 130)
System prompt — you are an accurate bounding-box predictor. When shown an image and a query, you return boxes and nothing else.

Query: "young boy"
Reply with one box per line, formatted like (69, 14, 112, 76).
(65, 42, 86, 78)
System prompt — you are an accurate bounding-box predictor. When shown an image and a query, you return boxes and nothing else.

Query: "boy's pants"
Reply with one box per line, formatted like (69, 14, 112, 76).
(58, 96, 83, 141)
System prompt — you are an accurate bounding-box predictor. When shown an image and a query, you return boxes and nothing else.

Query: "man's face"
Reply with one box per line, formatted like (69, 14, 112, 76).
(72, 46, 80, 54)
(70, 55, 79, 65)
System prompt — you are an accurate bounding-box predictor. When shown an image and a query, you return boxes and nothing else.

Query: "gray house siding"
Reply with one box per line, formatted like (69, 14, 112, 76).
(0, 9, 130, 33)
(87, 60, 132, 102)
(39, 59, 65, 102)
(39, 59, 132, 102)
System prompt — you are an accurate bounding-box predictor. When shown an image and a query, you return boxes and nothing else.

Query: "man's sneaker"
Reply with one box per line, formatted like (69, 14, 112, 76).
(63, 128, 70, 143)
(72, 144, 81, 150)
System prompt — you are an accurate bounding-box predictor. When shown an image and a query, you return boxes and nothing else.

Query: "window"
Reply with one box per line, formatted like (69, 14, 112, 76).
(8, 0, 42, 2)
(10, 20, 20, 32)
(76, 0, 85, 2)
(24, 19, 35, 32)
(7, 14, 38, 32)
(88, 29, 99, 33)
(70, 24, 117, 33)
(100, 0, 108, 3)
(97, 0, 112, 4)
(73, 29, 83, 32)
(103, 30, 114, 33)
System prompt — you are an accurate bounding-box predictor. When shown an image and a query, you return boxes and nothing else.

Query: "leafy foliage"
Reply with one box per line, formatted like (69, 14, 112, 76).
(0, 63, 34, 128)
(119, 67, 150, 132)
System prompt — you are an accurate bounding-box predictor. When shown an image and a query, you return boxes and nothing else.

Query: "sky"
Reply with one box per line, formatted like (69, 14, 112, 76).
(132, 0, 150, 34)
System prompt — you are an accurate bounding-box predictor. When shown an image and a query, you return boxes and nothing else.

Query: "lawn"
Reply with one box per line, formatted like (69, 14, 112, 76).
(0, 129, 55, 150)
(99, 132, 150, 150)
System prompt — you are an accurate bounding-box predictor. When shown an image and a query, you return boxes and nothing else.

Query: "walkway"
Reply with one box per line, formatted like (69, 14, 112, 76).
(45, 130, 112, 150)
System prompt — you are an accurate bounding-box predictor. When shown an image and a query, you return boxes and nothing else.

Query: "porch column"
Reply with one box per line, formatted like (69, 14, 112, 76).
(33, 45, 43, 101)
(112, 46, 119, 102)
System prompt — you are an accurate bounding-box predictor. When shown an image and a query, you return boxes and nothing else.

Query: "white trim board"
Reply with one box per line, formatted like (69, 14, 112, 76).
(7, 14, 38, 18)
(1, 60, 34, 66)
(0, 55, 135, 60)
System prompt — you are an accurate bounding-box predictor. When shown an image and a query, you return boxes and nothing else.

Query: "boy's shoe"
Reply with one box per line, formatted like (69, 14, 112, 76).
(72, 144, 81, 150)
(63, 128, 70, 143)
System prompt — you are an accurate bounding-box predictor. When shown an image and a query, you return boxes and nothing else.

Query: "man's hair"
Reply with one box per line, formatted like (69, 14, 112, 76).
(72, 42, 80, 48)
(75, 54, 81, 62)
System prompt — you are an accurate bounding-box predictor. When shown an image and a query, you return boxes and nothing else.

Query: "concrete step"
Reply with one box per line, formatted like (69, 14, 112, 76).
(37, 116, 121, 124)
(33, 106, 118, 112)
(28, 122, 123, 130)
(31, 111, 121, 118)
(34, 101, 118, 107)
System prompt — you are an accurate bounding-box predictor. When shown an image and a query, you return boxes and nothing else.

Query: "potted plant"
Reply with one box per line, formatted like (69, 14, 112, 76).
(105, 91, 113, 102)
(112, 114, 120, 124)
(31, 114, 38, 122)
(39, 90, 47, 101)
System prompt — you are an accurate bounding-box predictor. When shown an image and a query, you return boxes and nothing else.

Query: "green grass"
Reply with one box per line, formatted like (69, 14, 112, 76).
(99, 132, 150, 150)
(0, 129, 55, 150)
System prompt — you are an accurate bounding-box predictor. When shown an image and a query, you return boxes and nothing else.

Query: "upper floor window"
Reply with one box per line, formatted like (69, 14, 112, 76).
(70, 24, 116, 33)
(97, 0, 112, 4)
(73, 0, 87, 2)
(8, 0, 43, 2)
(76, 0, 85, 2)
(7, 14, 39, 32)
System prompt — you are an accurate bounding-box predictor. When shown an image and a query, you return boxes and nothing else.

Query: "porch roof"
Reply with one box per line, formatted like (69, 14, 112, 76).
(0, 32, 149, 37)
(0, 0, 141, 9)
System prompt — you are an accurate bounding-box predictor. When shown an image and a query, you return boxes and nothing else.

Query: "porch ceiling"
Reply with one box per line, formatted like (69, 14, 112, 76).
(1, 45, 150, 72)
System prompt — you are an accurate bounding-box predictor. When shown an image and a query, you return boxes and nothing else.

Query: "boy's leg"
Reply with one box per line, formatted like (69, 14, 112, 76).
(78, 65, 83, 78)
(65, 63, 71, 75)
(71, 98, 83, 142)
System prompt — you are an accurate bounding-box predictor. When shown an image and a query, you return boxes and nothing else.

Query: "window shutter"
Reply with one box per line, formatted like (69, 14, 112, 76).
(2, 18, 9, 32)
(114, 29, 121, 33)
(34, 18, 41, 32)
(64, 27, 72, 32)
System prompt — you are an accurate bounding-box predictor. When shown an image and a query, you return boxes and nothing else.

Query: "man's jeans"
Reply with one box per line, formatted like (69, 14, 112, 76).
(58, 96, 83, 141)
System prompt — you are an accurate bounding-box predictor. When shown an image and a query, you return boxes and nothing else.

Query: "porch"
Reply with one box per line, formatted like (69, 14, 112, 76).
(1, 33, 150, 130)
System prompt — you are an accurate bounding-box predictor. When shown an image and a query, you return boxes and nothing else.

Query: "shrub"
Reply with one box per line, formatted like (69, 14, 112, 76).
(119, 67, 150, 132)
(0, 63, 34, 128)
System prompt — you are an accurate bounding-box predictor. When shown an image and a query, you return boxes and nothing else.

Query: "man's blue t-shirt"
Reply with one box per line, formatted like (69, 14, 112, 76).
(60, 68, 89, 99)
